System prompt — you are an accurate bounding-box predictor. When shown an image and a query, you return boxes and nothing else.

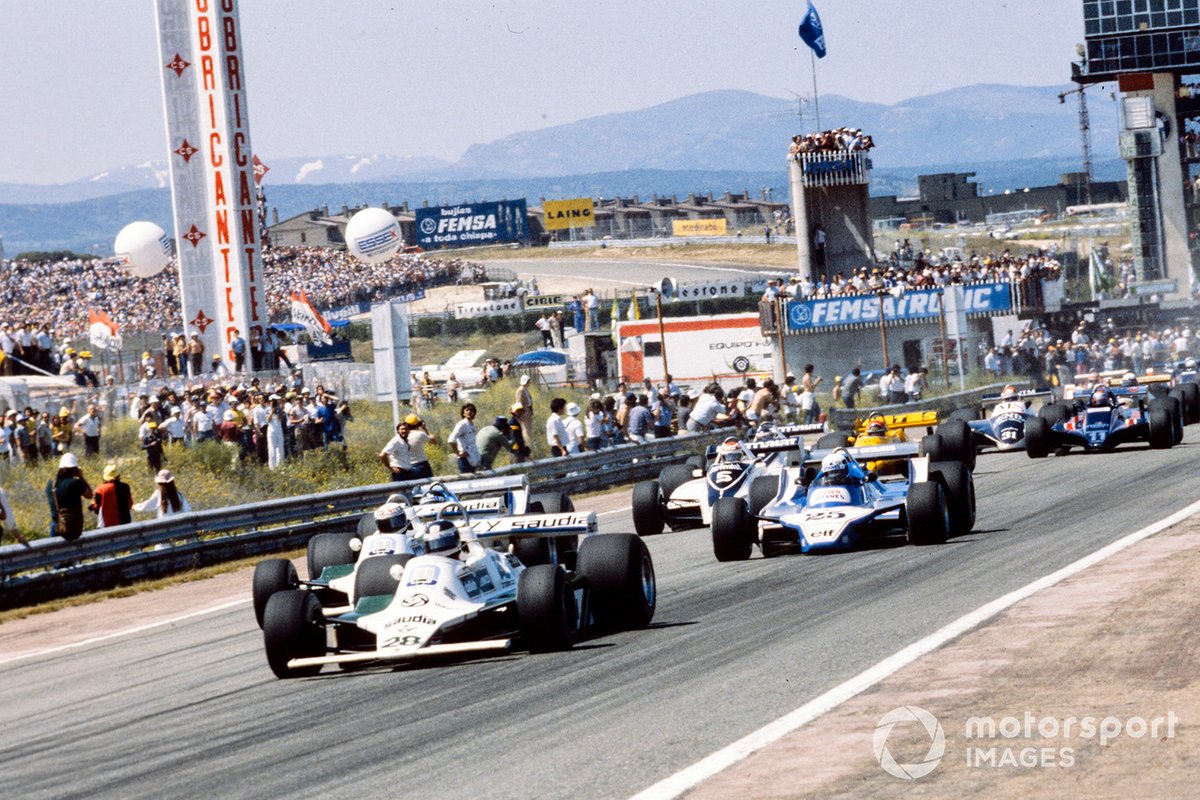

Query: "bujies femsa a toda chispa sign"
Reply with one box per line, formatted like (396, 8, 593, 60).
(415, 200, 529, 248)
(785, 283, 1012, 330)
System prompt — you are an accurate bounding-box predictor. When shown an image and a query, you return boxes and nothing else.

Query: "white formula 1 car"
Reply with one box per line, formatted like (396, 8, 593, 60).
(259, 505, 656, 678)
(950, 385, 1054, 452)
(630, 423, 819, 536)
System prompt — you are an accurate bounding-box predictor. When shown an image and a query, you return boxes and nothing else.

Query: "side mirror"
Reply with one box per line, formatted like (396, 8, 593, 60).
(348, 537, 363, 552)
(864, 471, 878, 482)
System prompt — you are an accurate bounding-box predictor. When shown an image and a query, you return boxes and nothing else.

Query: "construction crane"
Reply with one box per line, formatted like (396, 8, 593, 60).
(1059, 85, 1095, 208)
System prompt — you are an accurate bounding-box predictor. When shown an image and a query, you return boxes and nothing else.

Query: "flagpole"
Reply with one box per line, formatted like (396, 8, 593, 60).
(811, 50, 821, 132)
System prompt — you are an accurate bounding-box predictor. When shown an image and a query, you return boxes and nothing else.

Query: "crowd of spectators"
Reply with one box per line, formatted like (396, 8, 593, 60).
(0, 247, 488, 340)
(788, 127, 875, 157)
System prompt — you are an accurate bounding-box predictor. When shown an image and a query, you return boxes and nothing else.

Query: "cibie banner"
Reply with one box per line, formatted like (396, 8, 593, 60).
(543, 198, 595, 230)
(786, 283, 1012, 330)
(673, 218, 727, 236)
(415, 200, 528, 248)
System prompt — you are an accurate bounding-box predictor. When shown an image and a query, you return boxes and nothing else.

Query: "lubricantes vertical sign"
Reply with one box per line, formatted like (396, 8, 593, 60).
(155, 0, 264, 370)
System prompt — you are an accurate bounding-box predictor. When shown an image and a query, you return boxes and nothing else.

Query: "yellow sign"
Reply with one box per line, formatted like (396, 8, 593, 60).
(672, 218, 727, 236)
(543, 197, 595, 230)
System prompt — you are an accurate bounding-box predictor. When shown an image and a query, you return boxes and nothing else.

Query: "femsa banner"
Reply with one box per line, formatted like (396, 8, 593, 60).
(786, 283, 1012, 330)
(416, 200, 528, 248)
(543, 198, 594, 230)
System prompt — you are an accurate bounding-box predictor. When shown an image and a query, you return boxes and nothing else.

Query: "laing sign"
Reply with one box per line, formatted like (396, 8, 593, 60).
(415, 200, 528, 248)
(155, 0, 264, 366)
(786, 283, 1012, 330)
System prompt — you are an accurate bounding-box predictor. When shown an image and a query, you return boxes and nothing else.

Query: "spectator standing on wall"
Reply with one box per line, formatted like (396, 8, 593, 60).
(230, 329, 246, 372)
(842, 367, 862, 409)
(585, 288, 601, 331)
(187, 334, 205, 376)
(800, 365, 823, 424)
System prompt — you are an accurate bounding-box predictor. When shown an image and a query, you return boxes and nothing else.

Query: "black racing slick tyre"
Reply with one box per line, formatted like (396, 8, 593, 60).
(356, 511, 377, 538)
(919, 433, 946, 461)
(253, 559, 299, 629)
(815, 432, 852, 450)
(517, 564, 577, 652)
(749, 475, 778, 515)
(1148, 401, 1175, 449)
(658, 465, 695, 501)
(1024, 416, 1052, 459)
(1184, 382, 1200, 425)
(929, 460, 975, 534)
(524, 493, 578, 565)
(263, 590, 326, 679)
(712, 496, 753, 562)
(1039, 403, 1070, 427)
(631, 480, 665, 537)
(1169, 396, 1184, 445)
(577, 534, 656, 630)
(352, 554, 411, 603)
(905, 481, 949, 546)
(935, 419, 976, 471)
(307, 532, 357, 582)
(685, 455, 706, 472)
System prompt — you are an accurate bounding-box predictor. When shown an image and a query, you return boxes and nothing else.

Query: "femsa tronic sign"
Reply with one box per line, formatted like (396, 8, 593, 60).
(786, 283, 1012, 329)
(416, 200, 528, 248)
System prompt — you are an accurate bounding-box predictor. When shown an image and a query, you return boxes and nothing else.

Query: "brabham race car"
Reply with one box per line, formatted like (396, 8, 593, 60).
(948, 385, 1055, 452)
(629, 423, 820, 536)
(709, 442, 974, 560)
(259, 505, 656, 678)
(1023, 377, 1181, 458)
(251, 478, 575, 628)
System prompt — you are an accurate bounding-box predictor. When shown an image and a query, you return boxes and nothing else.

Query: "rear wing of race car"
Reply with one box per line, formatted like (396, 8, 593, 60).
(772, 423, 827, 437)
(980, 387, 1053, 403)
(1108, 384, 1153, 399)
(412, 475, 527, 499)
(745, 436, 806, 456)
(804, 441, 921, 466)
(413, 496, 508, 519)
(468, 511, 598, 544)
(853, 410, 938, 434)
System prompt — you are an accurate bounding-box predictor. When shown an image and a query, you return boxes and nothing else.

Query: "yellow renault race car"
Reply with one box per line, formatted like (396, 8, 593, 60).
(815, 411, 975, 473)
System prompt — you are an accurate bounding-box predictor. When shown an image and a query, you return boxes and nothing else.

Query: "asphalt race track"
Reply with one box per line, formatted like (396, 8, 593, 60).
(2, 439, 1198, 800)
(484, 257, 783, 289)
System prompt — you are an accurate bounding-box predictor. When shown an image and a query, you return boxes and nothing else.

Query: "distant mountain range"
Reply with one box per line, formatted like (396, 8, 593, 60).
(0, 85, 1126, 253)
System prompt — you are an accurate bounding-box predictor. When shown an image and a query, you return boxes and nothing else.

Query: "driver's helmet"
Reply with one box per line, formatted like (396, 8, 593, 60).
(1186, 357, 1197, 370)
(1089, 387, 1111, 406)
(716, 437, 744, 463)
(422, 482, 454, 504)
(373, 502, 409, 535)
(1120, 371, 1138, 387)
(820, 451, 851, 484)
(999, 384, 1018, 402)
(422, 520, 462, 556)
(865, 416, 887, 437)
(754, 421, 777, 440)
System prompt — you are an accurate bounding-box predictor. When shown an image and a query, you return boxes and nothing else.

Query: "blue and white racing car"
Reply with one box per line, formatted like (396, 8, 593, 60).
(952, 385, 1054, 452)
(1023, 379, 1181, 457)
(630, 423, 820, 536)
(710, 442, 975, 560)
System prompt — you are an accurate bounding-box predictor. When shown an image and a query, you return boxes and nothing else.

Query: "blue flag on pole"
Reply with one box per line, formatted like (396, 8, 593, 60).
(798, 2, 826, 58)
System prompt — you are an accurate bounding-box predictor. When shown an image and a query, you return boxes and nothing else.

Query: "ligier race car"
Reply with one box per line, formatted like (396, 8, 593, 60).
(1024, 378, 1181, 458)
(710, 442, 974, 560)
(630, 422, 820, 536)
(950, 385, 1054, 452)
(259, 505, 656, 678)
(251, 478, 574, 629)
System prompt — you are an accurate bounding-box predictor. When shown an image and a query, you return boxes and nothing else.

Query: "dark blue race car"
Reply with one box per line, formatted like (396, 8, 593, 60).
(1023, 382, 1180, 457)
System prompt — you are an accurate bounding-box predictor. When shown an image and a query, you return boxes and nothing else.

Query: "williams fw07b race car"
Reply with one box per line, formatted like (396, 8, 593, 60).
(946, 385, 1055, 452)
(1024, 378, 1183, 458)
(710, 442, 975, 560)
(255, 504, 655, 678)
(629, 423, 821, 536)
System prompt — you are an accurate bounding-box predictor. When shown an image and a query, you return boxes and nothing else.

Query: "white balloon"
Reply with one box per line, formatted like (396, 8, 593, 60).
(114, 221, 171, 278)
(345, 207, 403, 264)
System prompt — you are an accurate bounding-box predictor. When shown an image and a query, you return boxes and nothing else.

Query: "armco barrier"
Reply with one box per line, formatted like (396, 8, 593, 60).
(0, 430, 726, 609)
(828, 383, 1018, 431)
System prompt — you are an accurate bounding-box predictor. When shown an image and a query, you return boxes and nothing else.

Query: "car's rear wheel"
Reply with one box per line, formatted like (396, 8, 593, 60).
(631, 480, 665, 536)
(1039, 403, 1070, 426)
(935, 419, 976, 470)
(1184, 382, 1200, 424)
(685, 455, 706, 471)
(929, 460, 974, 534)
(252, 558, 298, 629)
(1168, 395, 1184, 445)
(517, 564, 577, 651)
(1149, 400, 1175, 449)
(263, 590, 326, 678)
(523, 493, 578, 566)
(712, 496, 753, 562)
(919, 432, 946, 461)
(949, 407, 980, 423)
(1024, 416, 1052, 458)
(905, 482, 949, 546)
(307, 532, 357, 582)
(815, 432, 851, 450)
(749, 475, 778, 515)
(577, 534, 656, 630)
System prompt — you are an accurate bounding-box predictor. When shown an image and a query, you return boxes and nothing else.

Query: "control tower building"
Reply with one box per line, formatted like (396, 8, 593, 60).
(787, 140, 875, 282)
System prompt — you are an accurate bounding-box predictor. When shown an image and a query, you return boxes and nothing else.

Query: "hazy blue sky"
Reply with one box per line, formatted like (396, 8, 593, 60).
(0, 1, 1087, 184)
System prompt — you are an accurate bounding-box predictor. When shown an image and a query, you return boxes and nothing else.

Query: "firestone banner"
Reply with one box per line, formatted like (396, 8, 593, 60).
(155, 0, 265, 368)
(415, 200, 528, 248)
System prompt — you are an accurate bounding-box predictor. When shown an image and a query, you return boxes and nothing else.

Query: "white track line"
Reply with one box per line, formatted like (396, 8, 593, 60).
(0, 597, 249, 668)
(630, 496, 1200, 800)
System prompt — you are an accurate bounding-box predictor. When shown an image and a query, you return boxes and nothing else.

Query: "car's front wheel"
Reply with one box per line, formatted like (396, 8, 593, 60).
(712, 496, 753, 562)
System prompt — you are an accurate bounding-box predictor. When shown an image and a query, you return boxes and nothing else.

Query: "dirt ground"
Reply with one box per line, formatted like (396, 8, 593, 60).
(687, 518, 1200, 799)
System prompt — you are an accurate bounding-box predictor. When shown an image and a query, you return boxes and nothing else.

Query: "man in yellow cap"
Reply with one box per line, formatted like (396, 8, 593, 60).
(403, 414, 436, 479)
(141, 420, 165, 474)
(91, 463, 133, 528)
(51, 408, 73, 454)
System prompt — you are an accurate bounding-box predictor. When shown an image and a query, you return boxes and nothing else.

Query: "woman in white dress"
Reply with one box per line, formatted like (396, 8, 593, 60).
(134, 469, 192, 518)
